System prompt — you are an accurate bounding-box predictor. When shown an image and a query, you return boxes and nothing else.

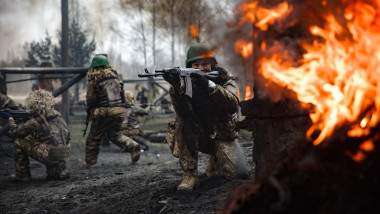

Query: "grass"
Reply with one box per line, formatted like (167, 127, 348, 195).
(68, 123, 87, 147)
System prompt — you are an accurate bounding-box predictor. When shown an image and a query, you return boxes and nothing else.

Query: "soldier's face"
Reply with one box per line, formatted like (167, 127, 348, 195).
(191, 59, 212, 72)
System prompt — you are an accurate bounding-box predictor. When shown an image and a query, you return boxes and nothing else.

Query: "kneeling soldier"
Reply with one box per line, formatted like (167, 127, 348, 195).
(1, 89, 70, 181)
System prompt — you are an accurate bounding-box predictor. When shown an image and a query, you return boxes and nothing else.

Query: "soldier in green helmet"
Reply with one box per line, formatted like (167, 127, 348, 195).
(83, 54, 140, 168)
(163, 43, 251, 191)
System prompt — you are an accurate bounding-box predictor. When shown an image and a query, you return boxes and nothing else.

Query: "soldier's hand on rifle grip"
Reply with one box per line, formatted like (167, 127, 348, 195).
(163, 69, 181, 88)
(209, 65, 228, 84)
(0, 112, 12, 119)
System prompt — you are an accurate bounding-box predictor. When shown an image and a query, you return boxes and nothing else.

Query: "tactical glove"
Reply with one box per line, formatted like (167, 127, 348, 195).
(209, 65, 228, 84)
(190, 72, 210, 91)
(0, 112, 12, 119)
(163, 69, 181, 88)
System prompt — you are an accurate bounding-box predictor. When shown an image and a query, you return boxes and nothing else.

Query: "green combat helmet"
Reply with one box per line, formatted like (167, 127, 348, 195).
(185, 43, 217, 68)
(90, 55, 109, 68)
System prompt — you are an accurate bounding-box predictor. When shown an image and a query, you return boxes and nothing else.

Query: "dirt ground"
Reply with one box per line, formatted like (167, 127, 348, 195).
(0, 112, 254, 214)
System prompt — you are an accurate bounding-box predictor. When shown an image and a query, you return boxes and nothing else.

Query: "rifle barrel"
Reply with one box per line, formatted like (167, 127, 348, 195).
(138, 73, 163, 77)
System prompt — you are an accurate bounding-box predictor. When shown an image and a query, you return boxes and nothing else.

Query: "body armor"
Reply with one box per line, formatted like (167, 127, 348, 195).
(96, 76, 125, 107)
(36, 115, 70, 145)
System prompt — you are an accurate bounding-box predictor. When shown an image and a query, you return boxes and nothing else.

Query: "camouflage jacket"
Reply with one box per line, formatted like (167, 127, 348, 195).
(86, 66, 125, 110)
(9, 110, 69, 145)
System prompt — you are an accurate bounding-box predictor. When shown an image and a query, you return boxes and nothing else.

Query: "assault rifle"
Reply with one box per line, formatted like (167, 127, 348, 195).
(0, 109, 32, 137)
(83, 113, 90, 137)
(138, 68, 219, 98)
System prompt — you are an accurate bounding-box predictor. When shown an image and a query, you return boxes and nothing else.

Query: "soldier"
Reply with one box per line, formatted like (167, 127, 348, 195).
(0, 73, 20, 110)
(0, 89, 70, 181)
(121, 91, 149, 151)
(164, 43, 251, 190)
(83, 55, 140, 168)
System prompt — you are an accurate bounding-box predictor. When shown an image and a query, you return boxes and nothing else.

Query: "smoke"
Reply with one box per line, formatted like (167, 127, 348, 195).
(0, 0, 60, 61)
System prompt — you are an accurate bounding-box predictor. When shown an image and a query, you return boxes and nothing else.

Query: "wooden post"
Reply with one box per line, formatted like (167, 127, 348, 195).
(61, 0, 70, 124)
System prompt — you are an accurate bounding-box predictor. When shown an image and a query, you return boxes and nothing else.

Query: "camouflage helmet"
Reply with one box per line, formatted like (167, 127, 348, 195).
(90, 55, 109, 68)
(24, 89, 55, 115)
(185, 43, 217, 68)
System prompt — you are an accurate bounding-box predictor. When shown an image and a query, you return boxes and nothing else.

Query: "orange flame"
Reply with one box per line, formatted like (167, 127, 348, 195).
(255, 2, 291, 31)
(189, 24, 199, 40)
(245, 85, 253, 100)
(234, 0, 380, 161)
(235, 40, 254, 58)
(236, 1, 292, 30)
(260, 9, 380, 146)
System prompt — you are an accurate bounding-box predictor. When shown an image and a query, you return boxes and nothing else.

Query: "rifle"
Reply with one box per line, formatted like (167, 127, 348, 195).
(0, 109, 32, 137)
(83, 113, 90, 137)
(138, 68, 219, 98)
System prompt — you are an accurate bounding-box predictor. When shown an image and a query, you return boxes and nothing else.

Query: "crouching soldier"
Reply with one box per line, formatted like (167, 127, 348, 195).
(164, 44, 251, 190)
(0, 89, 70, 181)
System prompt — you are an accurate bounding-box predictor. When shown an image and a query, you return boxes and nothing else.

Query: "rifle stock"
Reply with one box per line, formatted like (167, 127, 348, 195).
(83, 113, 90, 137)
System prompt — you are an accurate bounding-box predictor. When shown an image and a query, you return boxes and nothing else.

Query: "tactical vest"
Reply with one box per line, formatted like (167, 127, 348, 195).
(36, 115, 70, 145)
(96, 76, 125, 107)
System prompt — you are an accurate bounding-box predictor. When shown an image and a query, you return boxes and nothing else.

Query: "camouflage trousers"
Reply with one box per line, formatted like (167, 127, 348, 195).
(85, 114, 137, 165)
(14, 138, 70, 178)
(174, 117, 251, 180)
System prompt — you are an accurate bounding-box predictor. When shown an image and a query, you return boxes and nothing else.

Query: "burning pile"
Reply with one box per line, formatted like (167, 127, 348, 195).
(221, 0, 380, 213)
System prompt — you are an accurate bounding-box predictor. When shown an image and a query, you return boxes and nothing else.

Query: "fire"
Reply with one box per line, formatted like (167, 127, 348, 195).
(235, 39, 253, 58)
(260, 10, 380, 146)
(234, 0, 380, 159)
(236, 1, 292, 30)
(245, 85, 253, 101)
(189, 24, 199, 41)
(255, 2, 291, 31)
(200, 50, 215, 59)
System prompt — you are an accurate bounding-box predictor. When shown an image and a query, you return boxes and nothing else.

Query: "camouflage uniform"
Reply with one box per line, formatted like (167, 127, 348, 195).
(169, 69, 251, 183)
(9, 90, 70, 180)
(121, 105, 149, 151)
(85, 65, 140, 165)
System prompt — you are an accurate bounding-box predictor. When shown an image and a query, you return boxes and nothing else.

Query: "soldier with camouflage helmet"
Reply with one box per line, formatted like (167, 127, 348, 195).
(83, 54, 140, 168)
(1, 89, 70, 181)
(163, 43, 251, 191)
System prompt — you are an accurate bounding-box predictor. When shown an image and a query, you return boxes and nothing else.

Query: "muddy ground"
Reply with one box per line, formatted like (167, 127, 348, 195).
(0, 112, 254, 214)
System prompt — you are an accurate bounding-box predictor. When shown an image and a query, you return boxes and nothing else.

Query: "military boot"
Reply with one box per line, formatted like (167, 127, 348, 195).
(205, 159, 218, 178)
(177, 170, 200, 191)
(82, 163, 97, 168)
(46, 165, 58, 180)
(125, 142, 140, 163)
(56, 161, 70, 180)
(9, 174, 31, 182)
